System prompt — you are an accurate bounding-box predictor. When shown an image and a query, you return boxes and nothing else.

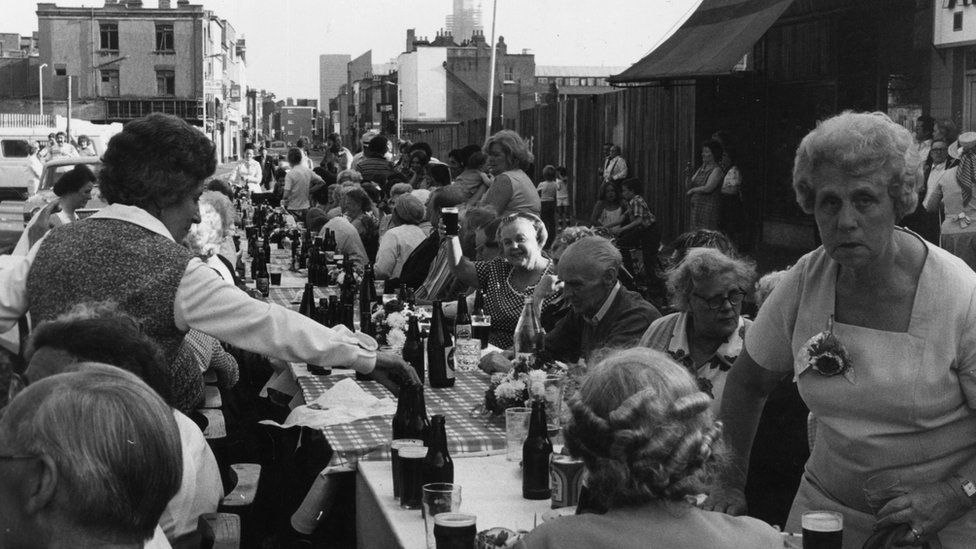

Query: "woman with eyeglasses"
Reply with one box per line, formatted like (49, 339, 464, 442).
(639, 247, 755, 413)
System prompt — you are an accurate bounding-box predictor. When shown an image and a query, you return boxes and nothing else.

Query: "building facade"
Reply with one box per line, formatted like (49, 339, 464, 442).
(35, 0, 246, 161)
(279, 104, 315, 146)
(319, 53, 350, 140)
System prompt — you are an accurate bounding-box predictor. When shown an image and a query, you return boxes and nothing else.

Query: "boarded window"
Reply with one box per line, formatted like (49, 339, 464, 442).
(100, 69, 119, 96)
(156, 70, 175, 95)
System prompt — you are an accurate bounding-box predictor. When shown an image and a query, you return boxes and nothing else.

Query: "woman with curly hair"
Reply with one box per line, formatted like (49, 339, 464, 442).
(482, 130, 541, 217)
(519, 348, 782, 549)
(639, 247, 756, 412)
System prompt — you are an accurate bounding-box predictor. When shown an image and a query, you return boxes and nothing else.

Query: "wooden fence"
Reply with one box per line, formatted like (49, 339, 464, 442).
(407, 85, 700, 243)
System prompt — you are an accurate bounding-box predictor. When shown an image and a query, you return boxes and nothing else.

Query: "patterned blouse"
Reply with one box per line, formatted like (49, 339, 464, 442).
(474, 257, 562, 349)
(639, 312, 749, 412)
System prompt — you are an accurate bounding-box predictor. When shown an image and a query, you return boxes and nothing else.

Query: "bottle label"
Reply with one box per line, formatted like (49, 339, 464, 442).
(455, 324, 472, 339)
(444, 347, 455, 379)
(256, 276, 270, 295)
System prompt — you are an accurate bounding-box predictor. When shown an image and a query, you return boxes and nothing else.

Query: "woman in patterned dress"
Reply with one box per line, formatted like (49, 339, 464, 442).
(686, 140, 726, 231)
(639, 247, 756, 413)
(447, 212, 561, 349)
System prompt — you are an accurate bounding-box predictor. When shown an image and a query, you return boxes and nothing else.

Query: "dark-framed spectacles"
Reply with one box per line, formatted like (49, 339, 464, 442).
(692, 289, 746, 310)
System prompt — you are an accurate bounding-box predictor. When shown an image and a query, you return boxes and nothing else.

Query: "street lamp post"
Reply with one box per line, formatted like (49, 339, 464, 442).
(38, 63, 48, 116)
(383, 80, 400, 143)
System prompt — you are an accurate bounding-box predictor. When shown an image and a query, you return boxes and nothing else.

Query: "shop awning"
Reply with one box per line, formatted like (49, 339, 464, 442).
(609, 0, 796, 85)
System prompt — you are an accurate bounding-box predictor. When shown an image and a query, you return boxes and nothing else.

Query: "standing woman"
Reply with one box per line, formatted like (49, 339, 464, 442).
(707, 112, 976, 548)
(50, 164, 95, 227)
(482, 130, 541, 217)
(925, 134, 976, 271)
(686, 140, 725, 231)
(718, 146, 743, 239)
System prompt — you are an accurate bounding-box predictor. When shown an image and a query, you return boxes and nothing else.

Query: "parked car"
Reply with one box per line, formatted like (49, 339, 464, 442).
(23, 156, 106, 224)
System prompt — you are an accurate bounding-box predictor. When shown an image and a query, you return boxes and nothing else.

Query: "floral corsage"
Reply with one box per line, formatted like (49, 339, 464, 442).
(798, 315, 854, 379)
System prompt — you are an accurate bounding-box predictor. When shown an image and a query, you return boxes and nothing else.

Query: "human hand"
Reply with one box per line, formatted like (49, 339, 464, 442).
(479, 351, 514, 374)
(701, 485, 747, 516)
(609, 226, 622, 236)
(372, 351, 421, 396)
(875, 481, 969, 546)
(533, 274, 560, 304)
(686, 188, 696, 196)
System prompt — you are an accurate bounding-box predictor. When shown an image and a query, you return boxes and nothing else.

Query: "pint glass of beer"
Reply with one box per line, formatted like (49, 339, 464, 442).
(442, 207, 460, 236)
(801, 511, 843, 549)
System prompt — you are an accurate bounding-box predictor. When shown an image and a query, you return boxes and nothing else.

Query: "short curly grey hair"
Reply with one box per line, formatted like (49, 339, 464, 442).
(668, 247, 756, 313)
(792, 111, 918, 221)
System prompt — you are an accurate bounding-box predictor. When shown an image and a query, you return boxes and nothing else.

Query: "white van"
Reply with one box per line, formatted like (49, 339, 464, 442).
(0, 129, 50, 202)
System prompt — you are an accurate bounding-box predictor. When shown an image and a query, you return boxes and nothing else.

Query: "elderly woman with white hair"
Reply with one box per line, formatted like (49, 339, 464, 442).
(375, 193, 428, 281)
(707, 112, 976, 548)
(639, 247, 756, 411)
(185, 190, 239, 283)
(518, 348, 782, 549)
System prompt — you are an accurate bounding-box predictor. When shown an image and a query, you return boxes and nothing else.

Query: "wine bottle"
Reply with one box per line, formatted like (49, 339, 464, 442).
(427, 301, 455, 388)
(422, 415, 454, 485)
(402, 315, 425, 383)
(513, 295, 545, 361)
(454, 292, 472, 340)
(522, 400, 553, 499)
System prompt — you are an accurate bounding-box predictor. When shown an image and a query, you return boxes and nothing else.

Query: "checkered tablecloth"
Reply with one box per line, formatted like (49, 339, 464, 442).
(297, 372, 506, 467)
(267, 286, 330, 311)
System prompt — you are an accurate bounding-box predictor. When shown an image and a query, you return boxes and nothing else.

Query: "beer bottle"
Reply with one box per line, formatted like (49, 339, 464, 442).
(327, 295, 340, 327)
(427, 301, 455, 388)
(255, 258, 271, 298)
(522, 400, 553, 500)
(299, 282, 316, 318)
(262, 233, 271, 263)
(291, 235, 300, 271)
(514, 296, 545, 362)
(472, 288, 491, 349)
(342, 303, 355, 331)
(392, 383, 414, 441)
(317, 298, 329, 325)
(454, 293, 472, 340)
(422, 414, 454, 485)
(402, 315, 425, 383)
(406, 385, 431, 444)
(398, 283, 410, 304)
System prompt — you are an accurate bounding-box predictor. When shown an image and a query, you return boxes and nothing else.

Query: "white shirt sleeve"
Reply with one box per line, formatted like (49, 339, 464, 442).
(173, 259, 376, 373)
(0, 252, 32, 333)
(374, 230, 399, 279)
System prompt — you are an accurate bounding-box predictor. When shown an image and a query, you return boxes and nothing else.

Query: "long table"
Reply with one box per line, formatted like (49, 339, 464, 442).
(356, 454, 556, 549)
(297, 371, 507, 469)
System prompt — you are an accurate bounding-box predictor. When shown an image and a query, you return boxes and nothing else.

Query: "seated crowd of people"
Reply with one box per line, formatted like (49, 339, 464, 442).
(2, 110, 976, 549)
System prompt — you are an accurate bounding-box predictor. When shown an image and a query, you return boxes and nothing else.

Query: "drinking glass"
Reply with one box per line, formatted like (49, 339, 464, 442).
(801, 511, 843, 549)
(390, 439, 424, 499)
(505, 406, 531, 462)
(454, 338, 481, 373)
(423, 483, 462, 549)
(374, 280, 387, 298)
(434, 513, 477, 549)
(399, 446, 428, 509)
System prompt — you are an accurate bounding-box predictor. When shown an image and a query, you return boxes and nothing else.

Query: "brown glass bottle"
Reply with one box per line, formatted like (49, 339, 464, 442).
(522, 400, 553, 499)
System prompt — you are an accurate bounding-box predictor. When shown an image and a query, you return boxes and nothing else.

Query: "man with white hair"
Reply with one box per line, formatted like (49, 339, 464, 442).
(543, 236, 660, 362)
(0, 365, 183, 548)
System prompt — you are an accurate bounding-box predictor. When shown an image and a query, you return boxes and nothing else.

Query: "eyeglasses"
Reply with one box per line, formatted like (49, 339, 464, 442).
(692, 289, 746, 310)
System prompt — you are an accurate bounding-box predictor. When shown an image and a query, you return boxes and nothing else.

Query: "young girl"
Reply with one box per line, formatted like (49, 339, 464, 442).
(556, 166, 571, 229)
(536, 165, 560, 245)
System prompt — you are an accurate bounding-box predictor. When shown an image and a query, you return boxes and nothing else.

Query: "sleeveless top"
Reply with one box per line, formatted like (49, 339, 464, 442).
(494, 169, 541, 216)
(27, 217, 194, 365)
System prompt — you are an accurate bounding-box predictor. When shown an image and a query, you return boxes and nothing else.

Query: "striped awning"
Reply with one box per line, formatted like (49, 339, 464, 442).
(609, 0, 796, 85)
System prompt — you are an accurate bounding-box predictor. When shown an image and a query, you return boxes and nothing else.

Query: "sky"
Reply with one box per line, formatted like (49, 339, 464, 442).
(6, 0, 700, 100)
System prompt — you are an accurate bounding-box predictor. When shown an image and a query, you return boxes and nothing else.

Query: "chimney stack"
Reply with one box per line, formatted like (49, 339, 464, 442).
(159, 0, 171, 8)
(177, 0, 190, 6)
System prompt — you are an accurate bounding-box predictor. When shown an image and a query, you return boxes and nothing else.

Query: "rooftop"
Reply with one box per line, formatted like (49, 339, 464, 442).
(535, 66, 628, 78)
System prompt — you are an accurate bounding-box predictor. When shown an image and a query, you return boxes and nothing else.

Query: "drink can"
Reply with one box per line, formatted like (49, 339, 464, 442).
(549, 454, 585, 509)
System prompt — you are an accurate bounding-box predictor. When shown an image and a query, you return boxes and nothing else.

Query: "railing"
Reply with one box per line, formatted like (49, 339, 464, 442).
(0, 113, 56, 127)
(104, 98, 203, 121)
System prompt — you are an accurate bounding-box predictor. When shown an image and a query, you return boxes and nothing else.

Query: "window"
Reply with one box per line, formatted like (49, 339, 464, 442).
(555, 77, 564, 86)
(568, 77, 580, 86)
(287, 120, 294, 125)
(156, 70, 175, 95)
(54, 66, 66, 76)
(155, 24, 174, 51)
(99, 22, 118, 50)
(100, 69, 119, 96)
(503, 66, 514, 81)
(955, 11, 964, 32)
(537, 77, 548, 85)
(1, 140, 31, 158)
